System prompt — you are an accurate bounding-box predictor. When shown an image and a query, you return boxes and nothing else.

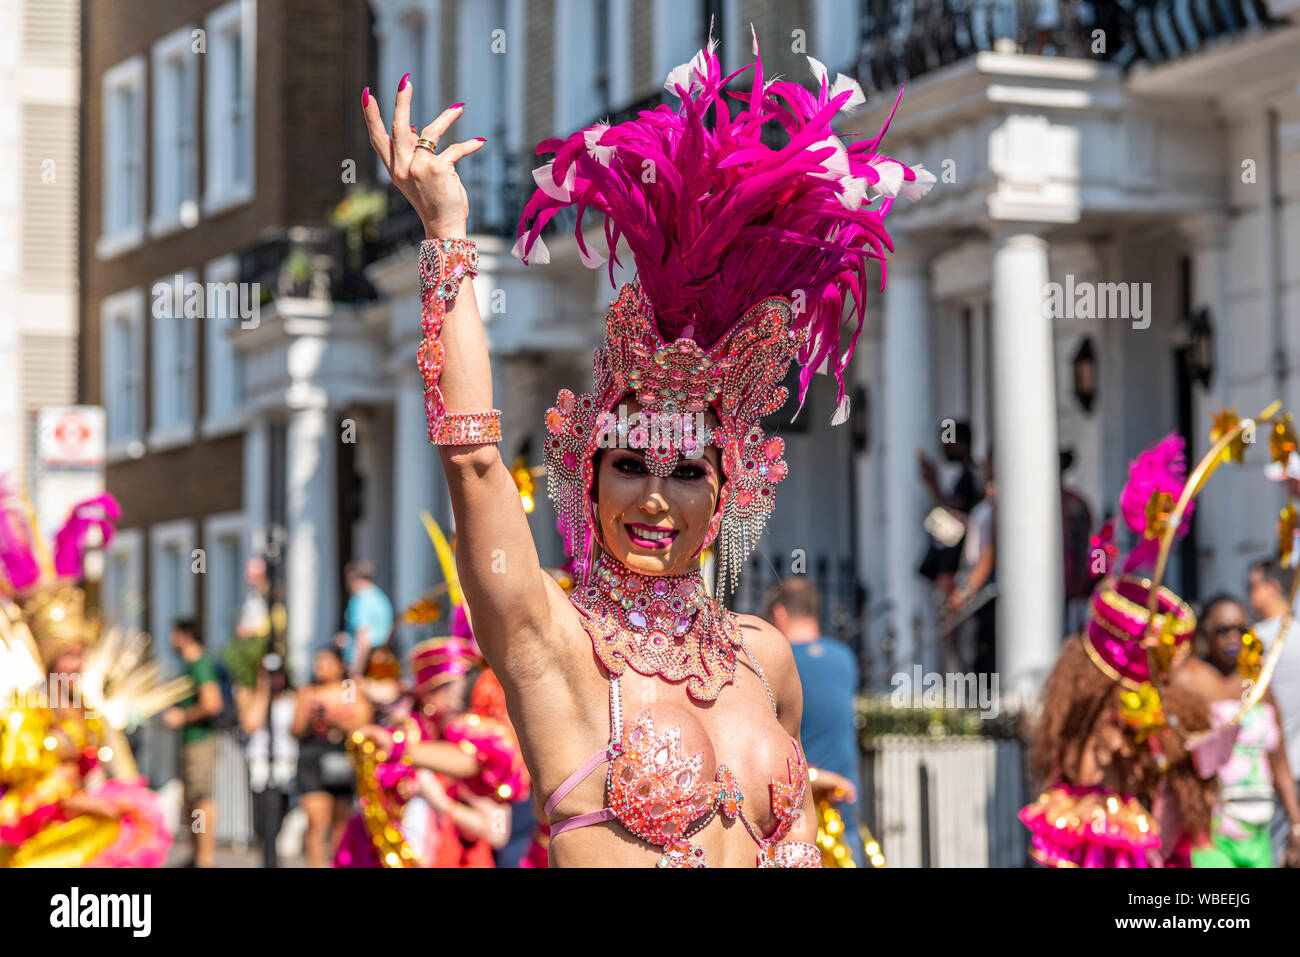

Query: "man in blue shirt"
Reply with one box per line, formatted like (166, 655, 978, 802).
(342, 559, 394, 679)
(764, 578, 864, 866)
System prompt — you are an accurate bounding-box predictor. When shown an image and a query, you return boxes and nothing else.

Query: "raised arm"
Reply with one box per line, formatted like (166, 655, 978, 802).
(361, 80, 563, 679)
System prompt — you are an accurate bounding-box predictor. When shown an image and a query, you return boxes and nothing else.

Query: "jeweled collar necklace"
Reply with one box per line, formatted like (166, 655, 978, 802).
(570, 554, 740, 701)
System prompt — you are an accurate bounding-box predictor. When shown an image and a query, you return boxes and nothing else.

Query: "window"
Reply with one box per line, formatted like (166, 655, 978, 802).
(204, 0, 256, 214)
(150, 270, 198, 447)
(98, 56, 145, 258)
(204, 512, 247, 657)
(150, 27, 200, 236)
(556, 0, 610, 132)
(102, 528, 144, 635)
(203, 255, 245, 432)
(100, 289, 146, 455)
(372, 0, 438, 186)
(150, 520, 197, 672)
(652, 0, 702, 90)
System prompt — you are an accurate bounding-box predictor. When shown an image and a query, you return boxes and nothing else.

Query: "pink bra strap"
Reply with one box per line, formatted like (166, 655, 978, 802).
(544, 745, 614, 819)
(549, 806, 617, 837)
(544, 677, 625, 823)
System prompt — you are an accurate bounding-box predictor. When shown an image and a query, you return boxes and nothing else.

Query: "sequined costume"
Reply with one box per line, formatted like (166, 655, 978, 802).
(0, 487, 188, 868)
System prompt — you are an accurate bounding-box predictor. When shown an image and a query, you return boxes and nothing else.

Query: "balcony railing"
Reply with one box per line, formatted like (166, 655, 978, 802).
(850, 0, 1278, 94)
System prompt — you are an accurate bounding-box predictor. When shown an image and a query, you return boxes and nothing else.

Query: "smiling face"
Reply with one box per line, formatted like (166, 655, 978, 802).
(593, 398, 724, 576)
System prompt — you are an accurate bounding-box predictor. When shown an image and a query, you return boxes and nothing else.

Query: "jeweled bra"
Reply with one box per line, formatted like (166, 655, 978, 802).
(547, 555, 821, 867)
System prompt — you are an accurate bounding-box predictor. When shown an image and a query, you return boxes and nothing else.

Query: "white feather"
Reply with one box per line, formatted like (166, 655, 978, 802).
(869, 158, 905, 199)
(806, 55, 829, 89)
(830, 73, 866, 113)
(511, 233, 550, 265)
(577, 241, 607, 269)
(837, 175, 868, 210)
(532, 161, 575, 202)
(807, 134, 849, 181)
(751, 22, 759, 56)
(830, 393, 852, 426)
(584, 125, 616, 167)
(899, 163, 937, 201)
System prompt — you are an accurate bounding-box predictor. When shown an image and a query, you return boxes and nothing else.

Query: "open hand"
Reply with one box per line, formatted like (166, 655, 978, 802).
(361, 75, 484, 240)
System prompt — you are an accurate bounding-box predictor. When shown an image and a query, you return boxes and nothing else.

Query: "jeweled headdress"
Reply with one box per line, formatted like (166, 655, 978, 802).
(514, 33, 934, 594)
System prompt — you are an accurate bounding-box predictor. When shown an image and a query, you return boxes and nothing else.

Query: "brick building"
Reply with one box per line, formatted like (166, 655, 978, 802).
(80, 0, 371, 671)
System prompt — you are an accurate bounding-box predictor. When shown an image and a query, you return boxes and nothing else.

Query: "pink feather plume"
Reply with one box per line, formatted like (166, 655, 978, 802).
(513, 34, 934, 409)
(1119, 433, 1193, 572)
(52, 493, 121, 579)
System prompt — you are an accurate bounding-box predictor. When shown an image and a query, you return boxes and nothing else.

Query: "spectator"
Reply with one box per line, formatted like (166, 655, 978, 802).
(292, 647, 371, 867)
(763, 578, 864, 866)
(1174, 595, 1300, 867)
(1060, 449, 1094, 635)
(1247, 559, 1300, 864)
(342, 559, 394, 680)
(236, 557, 271, 641)
(236, 654, 298, 868)
(162, 618, 224, 868)
(224, 557, 274, 691)
(918, 420, 983, 596)
(947, 450, 996, 675)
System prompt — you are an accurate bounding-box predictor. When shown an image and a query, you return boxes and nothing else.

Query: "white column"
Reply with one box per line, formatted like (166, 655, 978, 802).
(392, 371, 446, 648)
(990, 228, 1062, 695)
(243, 417, 270, 555)
(285, 406, 337, 680)
(1182, 213, 1236, 597)
(882, 254, 935, 676)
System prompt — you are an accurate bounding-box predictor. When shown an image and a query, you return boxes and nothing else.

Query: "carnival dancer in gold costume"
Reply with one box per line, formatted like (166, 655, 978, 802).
(0, 487, 189, 867)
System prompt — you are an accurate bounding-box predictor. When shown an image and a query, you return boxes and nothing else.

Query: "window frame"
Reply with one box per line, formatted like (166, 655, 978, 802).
(202, 0, 257, 216)
(149, 269, 199, 450)
(149, 25, 201, 238)
(201, 254, 246, 436)
(100, 288, 146, 460)
(203, 510, 248, 657)
(150, 519, 198, 671)
(97, 55, 146, 260)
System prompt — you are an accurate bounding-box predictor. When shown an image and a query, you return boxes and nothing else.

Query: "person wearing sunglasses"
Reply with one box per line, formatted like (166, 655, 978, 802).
(1175, 594, 1300, 867)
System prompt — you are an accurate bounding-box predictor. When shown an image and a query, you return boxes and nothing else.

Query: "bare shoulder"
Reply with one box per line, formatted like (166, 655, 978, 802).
(732, 613, 802, 732)
(1171, 655, 1221, 697)
(733, 613, 796, 678)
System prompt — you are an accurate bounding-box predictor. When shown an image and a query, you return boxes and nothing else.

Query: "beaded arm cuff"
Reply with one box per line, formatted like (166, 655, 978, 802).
(418, 238, 501, 446)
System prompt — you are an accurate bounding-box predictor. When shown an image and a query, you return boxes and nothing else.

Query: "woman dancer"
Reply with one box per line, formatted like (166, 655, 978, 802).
(0, 490, 184, 868)
(293, 646, 371, 867)
(336, 636, 526, 867)
(1023, 416, 1297, 867)
(1174, 595, 1300, 867)
(361, 36, 932, 866)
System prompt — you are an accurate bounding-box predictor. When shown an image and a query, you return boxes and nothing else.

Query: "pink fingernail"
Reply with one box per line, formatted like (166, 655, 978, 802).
(411, 125, 418, 133)
(474, 137, 486, 142)
(451, 102, 465, 110)
(362, 87, 369, 108)
(399, 73, 410, 92)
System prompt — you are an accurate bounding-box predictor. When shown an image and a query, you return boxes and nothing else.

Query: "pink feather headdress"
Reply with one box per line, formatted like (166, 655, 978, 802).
(515, 34, 934, 591)
(0, 478, 121, 663)
(515, 32, 933, 410)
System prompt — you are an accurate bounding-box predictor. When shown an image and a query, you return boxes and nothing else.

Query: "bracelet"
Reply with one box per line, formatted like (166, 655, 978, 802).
(431, 410, 503, 446)
(418, 238, 481, 441)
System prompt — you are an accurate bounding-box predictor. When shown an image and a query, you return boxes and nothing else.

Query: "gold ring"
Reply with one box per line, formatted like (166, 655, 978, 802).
(415, 138, 436, 154)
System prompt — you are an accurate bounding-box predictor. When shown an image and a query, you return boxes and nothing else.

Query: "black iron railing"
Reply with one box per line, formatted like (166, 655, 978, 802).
(851, 0, 1278, 94)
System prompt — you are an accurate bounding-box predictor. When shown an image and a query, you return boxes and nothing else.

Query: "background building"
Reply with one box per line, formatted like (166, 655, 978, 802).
(0, 0, 81, 490)
(76, 0, 1300, 697)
